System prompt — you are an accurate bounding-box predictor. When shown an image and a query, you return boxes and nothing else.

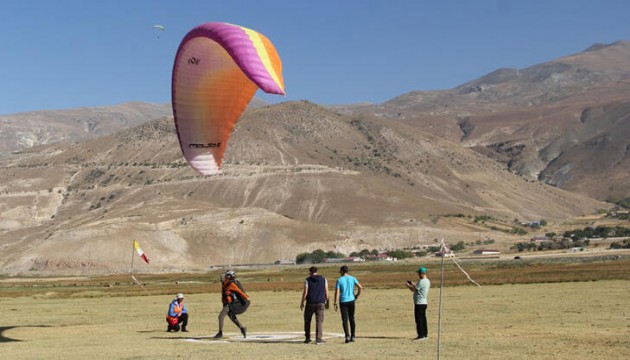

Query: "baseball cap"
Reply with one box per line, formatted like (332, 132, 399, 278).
(176, 293, 185, 299)
(417, 267, 427, 274)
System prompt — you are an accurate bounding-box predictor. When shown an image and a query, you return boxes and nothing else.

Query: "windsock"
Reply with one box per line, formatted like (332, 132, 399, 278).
(133, 240, 150, 264)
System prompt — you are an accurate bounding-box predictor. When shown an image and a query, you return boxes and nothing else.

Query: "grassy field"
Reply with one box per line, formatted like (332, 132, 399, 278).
(1, 255, 629, 359)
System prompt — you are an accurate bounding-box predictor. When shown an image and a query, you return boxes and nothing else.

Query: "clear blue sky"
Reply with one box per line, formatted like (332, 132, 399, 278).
(1, 0, 629, 115)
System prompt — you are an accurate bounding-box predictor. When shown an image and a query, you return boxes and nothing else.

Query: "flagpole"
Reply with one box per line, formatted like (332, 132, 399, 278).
(437, 239, 446, 360)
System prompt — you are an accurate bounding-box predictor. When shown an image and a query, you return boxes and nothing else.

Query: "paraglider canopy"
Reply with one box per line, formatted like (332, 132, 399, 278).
(171, 22, 285, 176)
(153, 24, 166, 38)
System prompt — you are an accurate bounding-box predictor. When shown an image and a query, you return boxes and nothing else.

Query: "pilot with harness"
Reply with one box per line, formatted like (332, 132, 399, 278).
(213, 270, 250, 339)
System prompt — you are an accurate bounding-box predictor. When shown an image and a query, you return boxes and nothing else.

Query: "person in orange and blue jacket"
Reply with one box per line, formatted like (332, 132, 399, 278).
(213, 270, 250, 339)
(166, 293, 188, 332)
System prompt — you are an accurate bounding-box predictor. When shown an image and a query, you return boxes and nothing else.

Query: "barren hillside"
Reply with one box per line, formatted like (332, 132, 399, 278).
(1, 42, 628, 275)
(347, 41, 630, 202)
(0, 102, 605, 275)
(0, 102, 172, 154)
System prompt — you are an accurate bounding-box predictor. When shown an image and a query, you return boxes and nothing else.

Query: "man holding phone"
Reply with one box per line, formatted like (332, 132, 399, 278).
(405, 266, 430, 340)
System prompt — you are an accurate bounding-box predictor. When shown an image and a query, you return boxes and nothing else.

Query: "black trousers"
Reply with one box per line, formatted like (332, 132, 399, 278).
(218, 304, 244, 331)
(414, 304, 428, 338)
(339, 301, 356, 338)
(168, 312, 188, 331)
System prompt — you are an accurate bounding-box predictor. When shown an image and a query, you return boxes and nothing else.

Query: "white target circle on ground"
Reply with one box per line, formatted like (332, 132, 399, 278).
(184, 331, 344, 344)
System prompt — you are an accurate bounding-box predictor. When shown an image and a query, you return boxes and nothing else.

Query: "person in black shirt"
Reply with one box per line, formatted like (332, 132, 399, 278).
(300, 266, 329, 344)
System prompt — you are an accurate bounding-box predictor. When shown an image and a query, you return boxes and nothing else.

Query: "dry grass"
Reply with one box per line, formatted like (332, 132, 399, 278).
(1, 257, 629, 359)
(1, 282, 628, 360)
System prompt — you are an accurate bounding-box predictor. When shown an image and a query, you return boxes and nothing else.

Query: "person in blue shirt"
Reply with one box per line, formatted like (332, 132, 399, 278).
(334, 265, 363, 343)
(166, 293, 188, 332)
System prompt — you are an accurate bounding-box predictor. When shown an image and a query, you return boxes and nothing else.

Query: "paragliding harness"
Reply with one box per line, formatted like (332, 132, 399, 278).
(226, 279, 250, 315)
(167, 315, 179, 327)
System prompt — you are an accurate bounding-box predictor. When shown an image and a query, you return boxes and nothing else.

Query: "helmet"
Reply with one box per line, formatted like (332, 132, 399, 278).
(224, 270, 236, 277)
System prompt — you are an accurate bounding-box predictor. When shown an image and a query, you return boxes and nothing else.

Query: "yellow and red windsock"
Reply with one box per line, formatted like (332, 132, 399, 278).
(133, 240, 150, 264)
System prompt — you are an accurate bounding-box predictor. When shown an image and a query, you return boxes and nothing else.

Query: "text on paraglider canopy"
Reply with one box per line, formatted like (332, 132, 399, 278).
(188, 142, 222, 148)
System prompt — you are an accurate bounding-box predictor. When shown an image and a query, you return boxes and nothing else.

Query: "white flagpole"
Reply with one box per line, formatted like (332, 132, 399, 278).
(437, 241, 446, 360)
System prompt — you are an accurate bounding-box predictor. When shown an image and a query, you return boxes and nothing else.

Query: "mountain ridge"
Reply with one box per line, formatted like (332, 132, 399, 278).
(1, 41, 628, 275)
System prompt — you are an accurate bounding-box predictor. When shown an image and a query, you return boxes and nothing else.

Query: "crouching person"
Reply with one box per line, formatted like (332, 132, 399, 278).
(166, 293, 189, 332)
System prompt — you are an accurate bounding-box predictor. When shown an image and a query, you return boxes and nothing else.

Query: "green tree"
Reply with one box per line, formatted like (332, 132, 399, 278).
(310, 249, 326, 263)
(387, 250, 414, 260)
(295, 253, 310, 264)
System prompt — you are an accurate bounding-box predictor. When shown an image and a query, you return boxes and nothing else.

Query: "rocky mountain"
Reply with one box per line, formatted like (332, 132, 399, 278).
(0, 99, 272, 155)
(348, 41, 630, 203)
(0, 101, 605, 275)
(0, 102, 172, 154)
(1, 41, 628, 275)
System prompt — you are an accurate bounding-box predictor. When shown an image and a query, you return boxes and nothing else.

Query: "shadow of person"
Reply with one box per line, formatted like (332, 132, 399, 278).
(0, 325, 50, 343)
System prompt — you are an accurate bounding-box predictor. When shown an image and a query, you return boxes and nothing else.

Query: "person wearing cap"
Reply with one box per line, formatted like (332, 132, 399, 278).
(334, 265, 363, 343)
(406, 266, 430, 340)
(300, 266, 329, 344)
(213, 270, 250, 339)
(166, 293, 189, 332)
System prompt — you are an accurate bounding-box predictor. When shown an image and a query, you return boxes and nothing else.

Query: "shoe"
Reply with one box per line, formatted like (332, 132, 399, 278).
(413, 336, 428, 341)
(350, 336, 355, 342)
(316, 339, 325, 345)
(240, 327, 247, 339)
(213, 331, 223, 339)
(304, 338, 311, 344)
(345, 337, 350, 343)
(181, 329, 188, 333)
(167, 328, 172, 332)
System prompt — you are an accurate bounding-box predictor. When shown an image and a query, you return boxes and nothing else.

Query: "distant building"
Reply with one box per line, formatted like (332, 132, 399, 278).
(364, 253, 396, 261)
(434, 250, 454, 257)
(473, 249, 501, 255)
(323, 257, 365, 263)
(274, 259, 296, 265)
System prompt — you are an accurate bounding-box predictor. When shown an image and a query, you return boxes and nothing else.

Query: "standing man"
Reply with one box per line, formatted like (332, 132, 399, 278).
(213, 270, 250, 339)
(300, 266, 329, 344)
(166, 293, 188, 332)
(406, 266, 430, 340)
(334, 265, 363, 343)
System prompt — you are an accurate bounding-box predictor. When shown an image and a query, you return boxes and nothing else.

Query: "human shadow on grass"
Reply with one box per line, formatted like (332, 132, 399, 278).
(358, 335, 409, 340)
(0, 325, 50, 343)
(150, 334, 326, 345)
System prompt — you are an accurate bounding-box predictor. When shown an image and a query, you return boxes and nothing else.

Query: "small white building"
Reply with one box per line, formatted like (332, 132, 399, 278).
(434, 250, 454, 257)
(365, 253, 397, 261)
(322, 257, 365, 263)
(473, 249, 501, 255)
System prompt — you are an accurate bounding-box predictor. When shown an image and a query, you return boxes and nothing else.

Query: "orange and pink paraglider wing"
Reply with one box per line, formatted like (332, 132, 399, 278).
(172, 22, 285, 176)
